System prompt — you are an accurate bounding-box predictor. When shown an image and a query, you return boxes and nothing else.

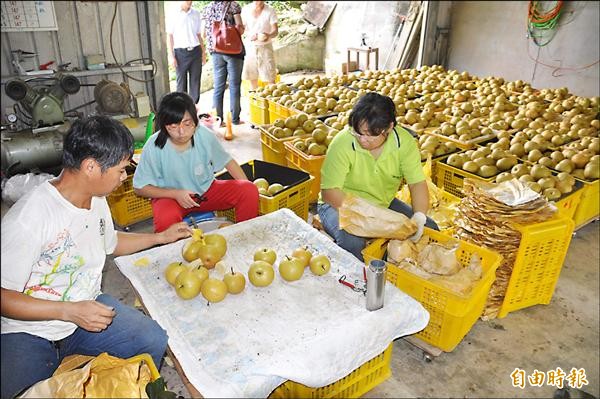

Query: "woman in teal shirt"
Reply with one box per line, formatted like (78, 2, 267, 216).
(133, 92, 258, 232)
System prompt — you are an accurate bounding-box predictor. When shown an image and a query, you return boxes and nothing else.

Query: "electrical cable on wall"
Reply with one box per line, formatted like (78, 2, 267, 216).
(527, 0, 563, 47)
(110, 1, 157, 83)
(526, 0, 599, 78)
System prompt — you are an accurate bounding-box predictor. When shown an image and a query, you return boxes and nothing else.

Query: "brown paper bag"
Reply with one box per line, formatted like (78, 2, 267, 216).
(338, 194, 417, 240)
(19, 352, 152, 399)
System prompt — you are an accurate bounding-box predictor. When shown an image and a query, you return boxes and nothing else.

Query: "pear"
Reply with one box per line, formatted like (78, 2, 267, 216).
(584, 161, 599, 180)
(204, 234, 227, 258)
(201, 278, 228, 303)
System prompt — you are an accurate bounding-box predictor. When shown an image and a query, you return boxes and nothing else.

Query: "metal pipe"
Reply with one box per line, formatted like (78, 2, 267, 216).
(1, 116, 148, 177)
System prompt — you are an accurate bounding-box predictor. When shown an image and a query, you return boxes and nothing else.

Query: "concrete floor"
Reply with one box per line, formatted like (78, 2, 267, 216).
(3, 73, 599, 398)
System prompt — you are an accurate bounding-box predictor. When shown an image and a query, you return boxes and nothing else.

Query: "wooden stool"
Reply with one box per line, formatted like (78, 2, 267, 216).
(346, 47, 379, 74)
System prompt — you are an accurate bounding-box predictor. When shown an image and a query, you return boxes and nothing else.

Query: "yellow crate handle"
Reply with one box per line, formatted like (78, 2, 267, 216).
(127, 353, 160, 382)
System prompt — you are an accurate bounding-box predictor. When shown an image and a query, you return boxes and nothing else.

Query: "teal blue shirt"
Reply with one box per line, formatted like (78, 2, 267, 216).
(133, 125, 232, 195)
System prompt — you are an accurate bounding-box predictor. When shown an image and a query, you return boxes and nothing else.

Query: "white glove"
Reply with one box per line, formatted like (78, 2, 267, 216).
(409, 211, 426, 242)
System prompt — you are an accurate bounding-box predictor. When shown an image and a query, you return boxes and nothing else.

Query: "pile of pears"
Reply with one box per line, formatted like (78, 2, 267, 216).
(249, 246, 331, 287)
(164, 228, 245, 303)
(418, 134, 458, 161)
(252, 178, 285, 197)
(267, 114, 334, 140)
(164, 259, 245, 303)
(164, 229, 334, 303)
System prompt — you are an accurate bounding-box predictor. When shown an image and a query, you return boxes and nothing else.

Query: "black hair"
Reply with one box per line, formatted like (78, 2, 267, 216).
(62, 115, 134, 172)
(155, 92, 199, 149)
(348, 92, 397, 136)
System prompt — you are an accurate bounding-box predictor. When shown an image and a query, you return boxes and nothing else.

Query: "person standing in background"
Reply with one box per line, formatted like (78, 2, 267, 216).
(202, 1, 246, 126)
(241, 1, 278, 90)
(167, 1, 206, 105)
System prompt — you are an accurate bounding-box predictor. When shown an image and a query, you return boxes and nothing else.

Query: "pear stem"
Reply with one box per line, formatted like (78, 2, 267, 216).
(231, 267, 234, 275)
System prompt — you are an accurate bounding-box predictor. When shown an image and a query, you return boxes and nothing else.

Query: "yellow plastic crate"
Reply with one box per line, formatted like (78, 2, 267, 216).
(269, 344, 392, 398)
(216, 160, 314, 221)
(434, 159, 496, 198)
(127, 353, 161, 382)
(284, 141, 326, 203)
(426, 130, 496, 150)
(432, 190, 461, 232)
(362, 228, 502, 352)
(215, 208, 236, 222)
(554, 180, 584, 220)
(107, 173, 153, 228)
(242, 74, 281, 96)
(434, 159, 584, 221)
(268, 101, 297, 123)
(498, 216, 575, 318)
(572, 178, 599, 229)
(249, 94, 270, 125)
(258, 125, 309, 167)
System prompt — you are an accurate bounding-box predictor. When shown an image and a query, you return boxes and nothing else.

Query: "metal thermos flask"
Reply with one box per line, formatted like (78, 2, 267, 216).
(366, 259, 387, 311)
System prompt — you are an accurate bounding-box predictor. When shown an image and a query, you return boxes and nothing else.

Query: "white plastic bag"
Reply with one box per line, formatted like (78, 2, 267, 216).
(1, 173, 54, 205)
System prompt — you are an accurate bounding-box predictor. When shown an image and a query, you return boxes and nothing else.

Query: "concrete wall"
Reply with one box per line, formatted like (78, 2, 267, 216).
(195, 34, 325, 94)
(447, 1, 600, 97)
(323, 2, 408, 75)
(275, 34, 326, 74)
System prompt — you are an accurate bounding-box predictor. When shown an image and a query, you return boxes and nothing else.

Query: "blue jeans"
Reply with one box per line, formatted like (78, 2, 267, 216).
(212, 53, 243, 124)
(318, 198, 439, 262)
(1, 294, 168, 398)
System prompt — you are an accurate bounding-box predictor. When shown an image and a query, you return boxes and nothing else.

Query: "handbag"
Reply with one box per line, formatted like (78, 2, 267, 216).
(212, 2, 243, 55)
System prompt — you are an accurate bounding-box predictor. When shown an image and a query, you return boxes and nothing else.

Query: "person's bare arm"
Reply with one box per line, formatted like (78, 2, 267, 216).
(234, 14, 245, 35)
(198, 33, 206, 65)
(168, 33, 177, 68)
(1, 288, 115, 332)
(407, 181, 429, 215)
(225, 159, 248, 180)
(322, 188, 345, 209)
(267, 22, 278, 39)
(113, 222, 191, 256)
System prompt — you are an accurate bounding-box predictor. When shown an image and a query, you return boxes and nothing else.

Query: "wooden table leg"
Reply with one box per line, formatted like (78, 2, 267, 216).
(375, 48, 379, 70)
(346, 50, 350, 74)
(166, 347, 204, 398)
(127, 281, 205, 398)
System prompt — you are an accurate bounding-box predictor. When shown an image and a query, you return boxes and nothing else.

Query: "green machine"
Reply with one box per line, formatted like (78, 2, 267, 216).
(4, 73, 81, 128)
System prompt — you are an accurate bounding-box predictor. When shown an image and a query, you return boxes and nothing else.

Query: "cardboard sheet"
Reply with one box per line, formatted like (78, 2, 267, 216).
(114, 209, 429, 397)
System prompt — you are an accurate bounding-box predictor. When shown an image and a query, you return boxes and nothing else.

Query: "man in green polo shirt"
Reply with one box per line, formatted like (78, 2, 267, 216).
(319, 92, 438, 261)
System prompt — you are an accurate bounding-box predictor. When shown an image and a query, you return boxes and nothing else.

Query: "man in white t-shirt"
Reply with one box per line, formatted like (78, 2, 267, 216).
(241, 1, 278, 89)
(0, 116, 192, 398)
(167, 1, 206, 104)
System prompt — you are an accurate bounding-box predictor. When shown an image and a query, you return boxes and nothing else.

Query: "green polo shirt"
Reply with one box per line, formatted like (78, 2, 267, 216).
(320, 126, 425, 208)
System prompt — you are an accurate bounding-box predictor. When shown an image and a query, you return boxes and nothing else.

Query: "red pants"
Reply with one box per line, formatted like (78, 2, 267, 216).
(151, 179, 259, 232)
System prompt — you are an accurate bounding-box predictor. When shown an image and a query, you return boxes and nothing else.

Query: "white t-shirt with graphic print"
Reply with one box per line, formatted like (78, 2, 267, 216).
(1, 180, 118, 341)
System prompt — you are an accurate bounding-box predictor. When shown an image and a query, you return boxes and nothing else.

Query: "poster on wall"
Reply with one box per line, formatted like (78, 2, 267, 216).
(1, 1, 58, 32)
